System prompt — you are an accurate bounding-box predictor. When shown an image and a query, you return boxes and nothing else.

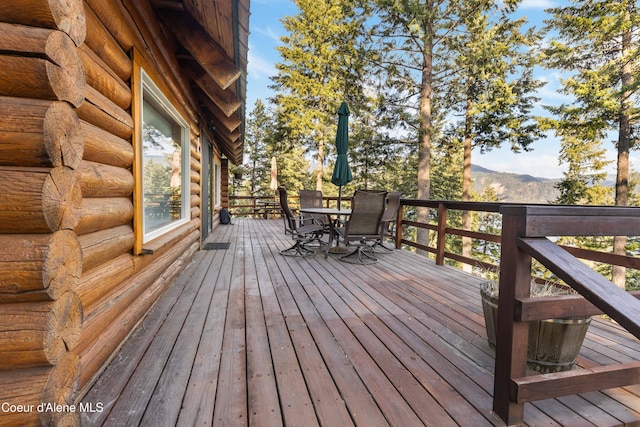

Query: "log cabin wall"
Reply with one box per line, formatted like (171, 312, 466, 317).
(0, 0, 247, 425)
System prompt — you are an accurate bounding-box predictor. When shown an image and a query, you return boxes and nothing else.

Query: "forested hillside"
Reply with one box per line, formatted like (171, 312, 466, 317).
(472, 165, 560, 203)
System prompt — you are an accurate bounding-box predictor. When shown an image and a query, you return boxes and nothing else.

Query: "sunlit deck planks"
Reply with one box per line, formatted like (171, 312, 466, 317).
(81, 218, 640, 426)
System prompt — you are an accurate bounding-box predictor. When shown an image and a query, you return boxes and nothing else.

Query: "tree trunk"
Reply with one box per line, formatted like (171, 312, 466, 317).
(416, 32, 434, 254)
(316, 140, 324, 192)
(612, 12, 633, 289)
(461, 89, 474, 272)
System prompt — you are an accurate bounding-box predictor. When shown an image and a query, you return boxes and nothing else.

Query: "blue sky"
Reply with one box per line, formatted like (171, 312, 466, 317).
(246, 0, 623, 180)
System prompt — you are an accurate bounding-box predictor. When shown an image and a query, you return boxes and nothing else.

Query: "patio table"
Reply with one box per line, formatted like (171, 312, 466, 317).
(299, 207, 351, 258)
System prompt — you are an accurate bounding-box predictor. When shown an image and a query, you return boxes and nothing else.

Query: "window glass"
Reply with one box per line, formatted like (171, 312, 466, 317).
(141, 73, 188, 242)
(214, 160, 221, 207)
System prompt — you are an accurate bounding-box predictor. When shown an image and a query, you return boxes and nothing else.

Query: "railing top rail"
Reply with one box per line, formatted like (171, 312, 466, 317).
(501, 204, 640, 216)
(500, 204, 640, 237)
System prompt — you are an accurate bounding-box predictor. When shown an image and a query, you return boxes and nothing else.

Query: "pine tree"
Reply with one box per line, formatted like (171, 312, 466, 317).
(364, 0, 472, 250)
(551, 123, 612, 205)
(270, 0, 368, 191)
(241, 100, 274, 196)
(441, 4, 543, 268)
(366, 0, 543, 255)
(544, 0, 640, 288)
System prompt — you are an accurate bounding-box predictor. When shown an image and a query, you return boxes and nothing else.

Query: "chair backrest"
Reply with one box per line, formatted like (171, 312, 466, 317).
(345, 190, 387, 237)
(299, 190, 323, 209)
(299, 190, 325, 223)
(278, 187, 297, 233)
(382, 192, 402, 222)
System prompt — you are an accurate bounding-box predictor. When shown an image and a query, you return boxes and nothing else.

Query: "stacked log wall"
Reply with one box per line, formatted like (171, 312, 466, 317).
(0, 1, 87, 424)
(0, 0, 205, 424)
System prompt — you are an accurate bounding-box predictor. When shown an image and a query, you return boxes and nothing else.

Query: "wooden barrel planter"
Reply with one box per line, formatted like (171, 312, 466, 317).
(480, 285, 591, 373)
(527, 316, 591, 373)
(481, 290, 499, 349)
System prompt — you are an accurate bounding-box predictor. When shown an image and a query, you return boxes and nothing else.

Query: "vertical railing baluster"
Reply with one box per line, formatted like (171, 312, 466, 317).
(435, 203, 447, 265)
(395, 201, 404, 249)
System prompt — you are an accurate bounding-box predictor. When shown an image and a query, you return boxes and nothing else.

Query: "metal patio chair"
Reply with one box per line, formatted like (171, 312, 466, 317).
(369, 191, 401, 252)
(278, 187, 324, 257)
(338, 190, 387, 264)
(299, 190, 330, 234)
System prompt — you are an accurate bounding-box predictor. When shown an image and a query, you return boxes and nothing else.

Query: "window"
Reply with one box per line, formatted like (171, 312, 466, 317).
(138, 69, 189, 244)
(214, 159, 221, 208)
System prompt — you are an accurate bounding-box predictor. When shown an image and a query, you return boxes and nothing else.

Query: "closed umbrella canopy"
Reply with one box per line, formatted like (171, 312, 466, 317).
(331, 102, 353, 208)
(269, 156, 278, 191)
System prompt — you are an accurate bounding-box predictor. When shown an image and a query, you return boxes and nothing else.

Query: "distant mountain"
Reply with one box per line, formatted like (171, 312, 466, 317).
(471, 165, 560, 203)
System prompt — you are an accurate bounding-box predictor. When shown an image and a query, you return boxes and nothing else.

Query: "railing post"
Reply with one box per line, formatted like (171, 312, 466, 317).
(435, 203, 447, 265)
(395, 201, 404, 249)
(493, 206, 532, 425)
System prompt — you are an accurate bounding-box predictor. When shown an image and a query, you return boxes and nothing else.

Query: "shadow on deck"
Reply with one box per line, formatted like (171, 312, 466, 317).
(81, 218, 640, 426)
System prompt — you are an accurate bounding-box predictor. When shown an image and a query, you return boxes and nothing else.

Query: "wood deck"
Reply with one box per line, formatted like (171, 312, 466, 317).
(81, 218, 640, 426)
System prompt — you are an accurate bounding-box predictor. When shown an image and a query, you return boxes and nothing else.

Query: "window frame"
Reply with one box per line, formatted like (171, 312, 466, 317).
(132, 54, 190, 253)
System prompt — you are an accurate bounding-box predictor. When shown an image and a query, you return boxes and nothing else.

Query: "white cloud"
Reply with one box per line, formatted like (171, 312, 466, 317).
(247, 49, 277, 80)
(519, 0, 555, 9)
(252, 25, 282, 44)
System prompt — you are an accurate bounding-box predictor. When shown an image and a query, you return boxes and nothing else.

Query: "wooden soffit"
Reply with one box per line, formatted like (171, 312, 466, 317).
(155, 8, 240, 90)
(184, 62, 241, 118)
(198, 92, 241, 133)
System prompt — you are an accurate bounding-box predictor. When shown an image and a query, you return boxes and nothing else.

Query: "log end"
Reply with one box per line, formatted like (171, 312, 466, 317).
(45, 32, 85, 107)
(50, 0, 87, 47)
(44, 291, 83, 363)
(41, 353, 80, 426)
(44, 102, 83, 169)
(42, 167, 83, 232)
(43, 230, 82, 300)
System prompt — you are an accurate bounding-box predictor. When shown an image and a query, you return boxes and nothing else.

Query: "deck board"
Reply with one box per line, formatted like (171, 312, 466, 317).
(82, 218, 640, 426)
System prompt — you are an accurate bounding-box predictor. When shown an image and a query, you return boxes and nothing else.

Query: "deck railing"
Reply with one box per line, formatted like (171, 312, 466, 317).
(492, 206, 640, 425)
(396, 199, 640, 424)
(396, 199, 640, 275)
(228, 195, 350, 218)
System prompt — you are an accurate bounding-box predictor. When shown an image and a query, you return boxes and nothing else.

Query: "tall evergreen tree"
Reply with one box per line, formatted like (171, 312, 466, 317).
(551, 121, 612, 205)
(242, 100, 274, 195)
(442, 4, 543, 267)
(544, 0, 640, 288)
(270, 0, 368, 191)
(365, 0, 466, 247)
(365, 0, 542, 254)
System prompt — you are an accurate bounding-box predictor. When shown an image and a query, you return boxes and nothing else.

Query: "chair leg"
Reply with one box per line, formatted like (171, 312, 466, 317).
(303, 231, 327, 248)
(280, 239, 316, 257)
(339, 245, 378, 264)
(368, 239, 394, 253)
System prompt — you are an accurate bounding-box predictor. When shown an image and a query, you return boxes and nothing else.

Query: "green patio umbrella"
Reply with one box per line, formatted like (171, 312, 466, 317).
(331, 102, 353, 209)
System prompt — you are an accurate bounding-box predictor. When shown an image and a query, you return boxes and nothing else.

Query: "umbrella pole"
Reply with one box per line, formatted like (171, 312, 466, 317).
(337, 186, 342, 210)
